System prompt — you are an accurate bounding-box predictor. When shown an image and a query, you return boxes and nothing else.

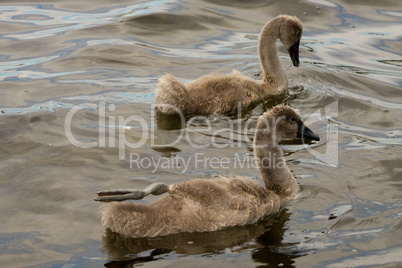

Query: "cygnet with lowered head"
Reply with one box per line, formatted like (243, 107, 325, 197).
(95, 105, 319, 238)
(155, 15, 303, 115)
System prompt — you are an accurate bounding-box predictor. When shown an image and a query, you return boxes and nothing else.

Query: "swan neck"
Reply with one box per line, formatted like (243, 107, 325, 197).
(254, 120, 298, 198)
(258, 19, 288, 92)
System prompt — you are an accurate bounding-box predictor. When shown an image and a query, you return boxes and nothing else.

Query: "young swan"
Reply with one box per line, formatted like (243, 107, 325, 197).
(95, 106, 319, 238)
(155, 15, 303, 115)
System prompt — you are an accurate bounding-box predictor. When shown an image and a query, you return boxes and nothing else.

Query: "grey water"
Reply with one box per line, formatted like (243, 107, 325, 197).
(0, 0, 401, 267)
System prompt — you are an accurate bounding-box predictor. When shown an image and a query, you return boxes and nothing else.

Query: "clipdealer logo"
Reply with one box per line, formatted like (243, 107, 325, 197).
(64, 101, 338, 167)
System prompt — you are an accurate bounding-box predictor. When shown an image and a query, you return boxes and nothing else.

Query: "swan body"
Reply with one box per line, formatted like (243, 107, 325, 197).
(96, 105, 319, 238)
(155, 15, 303, 115)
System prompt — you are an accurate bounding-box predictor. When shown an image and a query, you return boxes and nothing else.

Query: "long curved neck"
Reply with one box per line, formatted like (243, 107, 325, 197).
(258, 18, 288, 94)
(253, 119, 298, 198)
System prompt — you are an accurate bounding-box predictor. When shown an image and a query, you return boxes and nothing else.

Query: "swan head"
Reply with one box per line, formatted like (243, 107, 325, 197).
(257, 105, 320, 142)
(277, 15, 303, 67)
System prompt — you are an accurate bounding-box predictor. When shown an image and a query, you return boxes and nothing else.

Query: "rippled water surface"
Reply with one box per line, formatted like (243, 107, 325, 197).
(0, 0, 401, 267)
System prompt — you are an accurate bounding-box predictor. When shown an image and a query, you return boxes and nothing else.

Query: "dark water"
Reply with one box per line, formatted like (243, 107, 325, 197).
(0, 0, 401, 267)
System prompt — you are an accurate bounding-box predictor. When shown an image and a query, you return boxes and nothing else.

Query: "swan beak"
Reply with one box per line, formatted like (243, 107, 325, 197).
(297, 121, 320, 141)
(288, 42, 300, 67)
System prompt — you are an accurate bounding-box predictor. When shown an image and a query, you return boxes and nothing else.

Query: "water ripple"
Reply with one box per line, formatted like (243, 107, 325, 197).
(0, 1, 180, 40)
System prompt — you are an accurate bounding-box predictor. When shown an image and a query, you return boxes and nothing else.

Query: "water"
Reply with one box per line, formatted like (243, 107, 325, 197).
(0, 0, 401, 267)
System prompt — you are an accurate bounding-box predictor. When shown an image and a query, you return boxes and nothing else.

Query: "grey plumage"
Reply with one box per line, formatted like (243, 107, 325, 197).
(96, 106, 320, 238)
(155, 15, 303, 115)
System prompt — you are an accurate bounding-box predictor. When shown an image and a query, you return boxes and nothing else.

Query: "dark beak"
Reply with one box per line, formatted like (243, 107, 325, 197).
(287, 41, 300, 67)
(297, 121, 320, 142)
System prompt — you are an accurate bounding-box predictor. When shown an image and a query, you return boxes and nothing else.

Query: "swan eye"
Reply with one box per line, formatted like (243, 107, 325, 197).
(291, 117, 296, 122)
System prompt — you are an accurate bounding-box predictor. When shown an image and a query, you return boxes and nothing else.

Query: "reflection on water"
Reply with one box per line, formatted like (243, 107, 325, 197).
(102, 210, 299, 267)
(0, 0, 401, 267)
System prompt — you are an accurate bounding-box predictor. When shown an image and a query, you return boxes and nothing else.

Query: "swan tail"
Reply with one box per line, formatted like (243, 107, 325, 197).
(155, 74, 190, 115)
(101, 202, 159, 238)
